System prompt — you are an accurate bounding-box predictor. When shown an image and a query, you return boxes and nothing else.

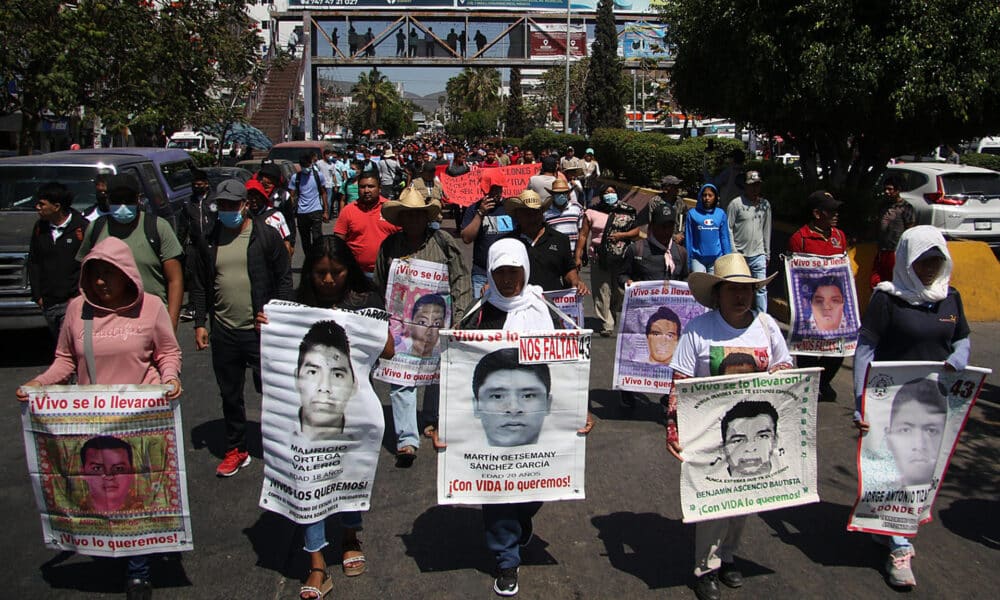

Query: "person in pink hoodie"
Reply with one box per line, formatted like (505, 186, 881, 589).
(18, 236, 181, 600)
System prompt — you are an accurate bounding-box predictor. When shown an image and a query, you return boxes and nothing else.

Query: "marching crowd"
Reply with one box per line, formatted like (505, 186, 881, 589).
(17, 139, 971, 600)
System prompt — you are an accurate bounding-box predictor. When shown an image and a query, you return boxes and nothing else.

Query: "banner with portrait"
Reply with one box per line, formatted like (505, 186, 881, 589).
(374, 258, 451, 387)
(785, 253, 860, 356)
(676, 368, 822, 523)
(613, 281, 707, 394)
(543, 288, 585, 328)
(259, 301, 390, 523)
(847, 361, 990, 537)
(20, 385, 192, 557)
(437, 329, 591, 505)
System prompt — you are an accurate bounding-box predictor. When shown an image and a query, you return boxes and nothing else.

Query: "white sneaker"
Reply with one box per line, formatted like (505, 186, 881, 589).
(886, 547, 916, 587)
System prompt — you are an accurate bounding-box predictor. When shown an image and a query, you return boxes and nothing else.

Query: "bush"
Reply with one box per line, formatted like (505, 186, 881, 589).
(521, 129, 586, 157)
(960, 153, 1000, 171)
(188, 151, 216, 167)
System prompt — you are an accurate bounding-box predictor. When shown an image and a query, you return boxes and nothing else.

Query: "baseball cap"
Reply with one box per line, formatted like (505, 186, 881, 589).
(213, 179, 248, 203)
(808, 190, 842, 212)
(745, 171, 763, 184)
(650, 202, 676, 226)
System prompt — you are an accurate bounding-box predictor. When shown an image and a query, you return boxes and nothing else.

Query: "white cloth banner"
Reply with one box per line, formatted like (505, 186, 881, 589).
(20, 385, 192, 557)
(543, 288, 584, 328)
(785, 253, 860, 356)
(259, 301, 389, 523)
(848, 361, 990, 536)
(374, 257, 452, 386)
(437, 329, 591, 505)
(613, 280, 707, 394)
(676, 368, 822, 523)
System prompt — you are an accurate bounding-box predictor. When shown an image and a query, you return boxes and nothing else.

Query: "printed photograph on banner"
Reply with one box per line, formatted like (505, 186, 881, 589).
(613, 281, 707, 394)
(437, 330, 590, 505)
(675, 368, 821, 523)
(543, 288, 584, 328)
(848, 362, 990, 537)
(259, 302, 390, 524)
(20, 385, 192, 557)
(374, 257, 452, 387)
(785, 253, 860, 356)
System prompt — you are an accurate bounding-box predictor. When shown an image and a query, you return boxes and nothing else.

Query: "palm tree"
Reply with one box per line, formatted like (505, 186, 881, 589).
(351, 68, 396, 131)
(448, 67, 500, 113)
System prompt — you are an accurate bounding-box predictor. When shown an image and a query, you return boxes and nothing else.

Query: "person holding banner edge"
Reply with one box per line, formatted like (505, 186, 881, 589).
(665, 253, 791, 600)
(852, 225, 970, 589)
(18, 237, 182, 600)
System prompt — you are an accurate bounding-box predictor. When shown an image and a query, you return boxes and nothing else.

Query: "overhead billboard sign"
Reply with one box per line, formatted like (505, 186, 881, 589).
(621, 22, 671, 61)
(288, 0, 661, 14)
(530, 23, 587, 59)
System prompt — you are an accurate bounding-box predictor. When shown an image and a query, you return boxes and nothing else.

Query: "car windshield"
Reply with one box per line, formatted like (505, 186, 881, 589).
(160, 160, 194, 191)
(0, 165, 108, 211)
(941, 173, 1000, 196)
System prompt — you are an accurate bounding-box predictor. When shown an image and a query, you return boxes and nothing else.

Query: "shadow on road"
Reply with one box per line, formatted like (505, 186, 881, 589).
(190, 419, 263, 459)
(40, 550, 191, 593)
(0, 327, 54, 368)
(591, 511, 693, 589)
(758, 501, 879, 568)
(243, 510, 299, 577)
(588, 388, 664, 425)
(400, 505, 519, 575)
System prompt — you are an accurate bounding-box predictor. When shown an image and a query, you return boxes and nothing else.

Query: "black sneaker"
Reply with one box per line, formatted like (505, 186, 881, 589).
(493, 566, 519, 596)
(179, 308, 194, 322)
(719, 562, 743, 588)
(819, 383, 838, 402)
(126, 578, 153, 600)
(694, 572, 721, 600)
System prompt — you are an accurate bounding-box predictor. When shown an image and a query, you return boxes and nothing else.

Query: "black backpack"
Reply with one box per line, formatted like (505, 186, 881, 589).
(88, 211, 162, 258)
(295, 167, 324, 194)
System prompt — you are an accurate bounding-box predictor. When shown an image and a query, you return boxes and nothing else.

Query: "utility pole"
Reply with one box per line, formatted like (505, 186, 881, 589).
(564, 2, 571, 134)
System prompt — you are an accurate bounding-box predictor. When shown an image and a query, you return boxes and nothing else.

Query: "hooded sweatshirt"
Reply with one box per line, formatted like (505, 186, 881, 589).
(685, 183, 732, 268)
(35, 237, 181, 386)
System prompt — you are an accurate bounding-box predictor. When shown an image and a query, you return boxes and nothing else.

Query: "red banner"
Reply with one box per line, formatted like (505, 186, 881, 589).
(439, 163, 541, 207)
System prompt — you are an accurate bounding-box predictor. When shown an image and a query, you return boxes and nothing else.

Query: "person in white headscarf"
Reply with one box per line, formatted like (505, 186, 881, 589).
(852, 225, 970, 589)
(461, 237, 558, 330)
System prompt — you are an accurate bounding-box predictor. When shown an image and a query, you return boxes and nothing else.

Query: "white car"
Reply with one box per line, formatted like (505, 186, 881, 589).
(880, 163, 1000, 247)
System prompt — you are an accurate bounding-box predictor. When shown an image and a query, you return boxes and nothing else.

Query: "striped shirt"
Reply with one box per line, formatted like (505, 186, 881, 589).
(544, 202, 584, 251)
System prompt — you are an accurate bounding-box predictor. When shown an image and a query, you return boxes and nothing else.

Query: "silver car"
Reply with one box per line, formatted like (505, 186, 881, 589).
(880, 163, 1000, 247)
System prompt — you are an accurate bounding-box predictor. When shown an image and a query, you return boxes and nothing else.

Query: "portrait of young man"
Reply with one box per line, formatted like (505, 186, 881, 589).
(472, 348, 553, 447)
(296, 320, 356, 441)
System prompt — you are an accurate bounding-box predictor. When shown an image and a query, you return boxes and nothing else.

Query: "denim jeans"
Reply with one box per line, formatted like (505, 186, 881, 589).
(42, 300, 69, 341)
(874, 534, 913, 551)
(472, 271, 488, 299)
(126, 554, 151, 580)
(390, 384, 439, 450)
(303, 512, 364, 553)
(210, 322, 262, 452)
(745, 253, 768, 313)
(482, 502, 542, 569)
(690, 257, 715, 274)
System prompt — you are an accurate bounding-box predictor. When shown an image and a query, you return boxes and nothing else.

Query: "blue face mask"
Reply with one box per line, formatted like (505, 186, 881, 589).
(553, 193, 569, 207)
(218, 210, 244, 229)
(603, 193, 619, 205)
(109, 204, 138, 224)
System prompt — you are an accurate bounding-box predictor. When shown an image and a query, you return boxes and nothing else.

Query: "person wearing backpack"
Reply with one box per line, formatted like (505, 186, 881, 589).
(377, 149, 405, 200)
(76, 173, 184, 331)
(290, 153, 329, 256)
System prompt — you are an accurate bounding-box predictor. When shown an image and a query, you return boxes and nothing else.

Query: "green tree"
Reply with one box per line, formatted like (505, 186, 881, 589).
(351, 67, 396, 132)
(504, 68, 526, 137)
(584, 0, 625, 132)
(446, 67, 500, 113)
(660, 0, 1000, 196)
(540, 58, 591, 123)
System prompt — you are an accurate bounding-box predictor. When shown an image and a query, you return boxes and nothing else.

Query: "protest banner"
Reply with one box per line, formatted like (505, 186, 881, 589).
(676, 368, 822, 523)
(612, 281, 707, 394)
(439, 163, 540, 206)
(847, 361, 990, 537)
(543, 288, 584, 328)
(258, 301, 389, 523)
(373, 257, 451, 387)
(20, 384, 192, 557)
(437, 328, 591, 505)
(785, 253, 860, 356)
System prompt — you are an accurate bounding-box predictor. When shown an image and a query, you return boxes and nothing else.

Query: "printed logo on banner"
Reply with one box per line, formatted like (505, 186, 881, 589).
(21, 385, 192, 557)
(848, 362, 990, 537)
(437, 328, 591, 505)
(784, 253, 860, 356)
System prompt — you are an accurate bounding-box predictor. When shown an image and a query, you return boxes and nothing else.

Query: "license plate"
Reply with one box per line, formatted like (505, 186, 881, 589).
(974, 220, 992, 231)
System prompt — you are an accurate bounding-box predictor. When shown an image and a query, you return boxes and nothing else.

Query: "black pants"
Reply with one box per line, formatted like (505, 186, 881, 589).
(210, 322, 261, 452)
(797, 355, 843, 390)
(296, 210, 324, 256)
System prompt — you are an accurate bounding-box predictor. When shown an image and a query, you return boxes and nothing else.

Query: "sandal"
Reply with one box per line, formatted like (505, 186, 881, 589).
(342, 537, 367, 577)
(299, 568, 332, 599)
(395, 445, 416, 468)
(422, 423, 437, 438)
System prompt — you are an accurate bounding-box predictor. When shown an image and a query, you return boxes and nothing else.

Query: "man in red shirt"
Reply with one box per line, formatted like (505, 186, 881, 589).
(788, 190, 848, 402)
(333, 173, 400, 274)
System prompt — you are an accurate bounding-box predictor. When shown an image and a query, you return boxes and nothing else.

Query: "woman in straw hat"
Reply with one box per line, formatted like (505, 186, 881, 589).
(665, 253, 792, 600)
(374, 187, 472, 467)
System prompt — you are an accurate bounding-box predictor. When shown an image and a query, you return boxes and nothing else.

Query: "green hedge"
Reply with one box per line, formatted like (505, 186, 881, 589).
(188, 151, 216, 167)
(589, 129, 744, 188)
(960, 153, 1000, 171)
(520, 129, 587, 157)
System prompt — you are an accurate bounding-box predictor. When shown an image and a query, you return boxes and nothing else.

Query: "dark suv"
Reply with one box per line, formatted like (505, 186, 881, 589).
(0, 151, 184, 329)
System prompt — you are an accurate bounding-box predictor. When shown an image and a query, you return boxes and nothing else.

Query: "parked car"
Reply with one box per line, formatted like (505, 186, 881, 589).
(236, 158, 296, 187)
(202, 167, 252, 189)
(879, 163, 1000, 247)
(267, 141, 335, 171)
(166, 130, 220, 154)
(0, 151, 182, 329)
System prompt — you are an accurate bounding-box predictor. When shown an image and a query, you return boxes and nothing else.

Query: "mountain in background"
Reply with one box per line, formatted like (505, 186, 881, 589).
(318, 77, 445, 114)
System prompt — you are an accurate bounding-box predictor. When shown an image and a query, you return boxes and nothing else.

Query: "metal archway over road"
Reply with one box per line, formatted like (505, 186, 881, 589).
(274, 8, 673, 138)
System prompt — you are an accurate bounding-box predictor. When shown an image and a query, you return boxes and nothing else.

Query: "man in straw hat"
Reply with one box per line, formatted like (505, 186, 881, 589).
(665, 253, 792, 600)
(505, 189, 588, 295)
(375, 187, 471, 467)
(542, 178, 584, 252)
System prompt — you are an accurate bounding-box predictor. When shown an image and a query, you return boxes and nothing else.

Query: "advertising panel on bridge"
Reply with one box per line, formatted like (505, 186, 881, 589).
(621, 22, 670, 61)
(529, 23, 587, 58)
(289, 0, 661, 14)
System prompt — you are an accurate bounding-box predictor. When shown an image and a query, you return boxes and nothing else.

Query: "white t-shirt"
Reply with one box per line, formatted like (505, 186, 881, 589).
(670, 311, 792, 377)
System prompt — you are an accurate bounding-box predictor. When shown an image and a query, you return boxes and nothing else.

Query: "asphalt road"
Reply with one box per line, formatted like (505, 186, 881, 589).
(2, 222, 998, 599)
